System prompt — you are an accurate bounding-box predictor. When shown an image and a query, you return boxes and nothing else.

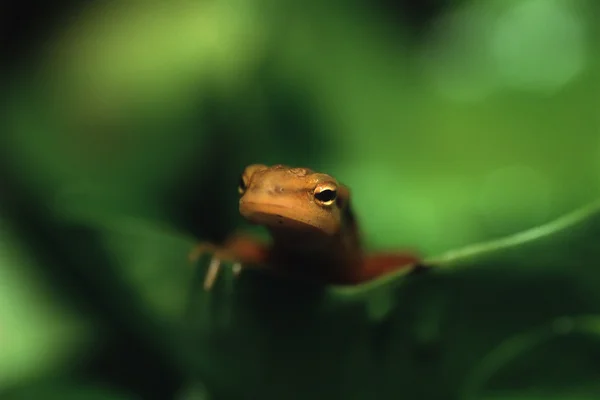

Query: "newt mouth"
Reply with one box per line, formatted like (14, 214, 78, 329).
(239, 202, 335, 235)
(240, 202, 308, 225)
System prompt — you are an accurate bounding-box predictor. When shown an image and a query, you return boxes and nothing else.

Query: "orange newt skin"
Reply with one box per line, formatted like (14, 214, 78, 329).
(190, 164, 421, 289)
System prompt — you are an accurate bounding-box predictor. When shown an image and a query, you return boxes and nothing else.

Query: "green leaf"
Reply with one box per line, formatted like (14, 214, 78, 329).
(461, 316, 600, 400)
(178, 200, 600, 398)
(427, 198, 600, 277)
(78, 200, 600, 399)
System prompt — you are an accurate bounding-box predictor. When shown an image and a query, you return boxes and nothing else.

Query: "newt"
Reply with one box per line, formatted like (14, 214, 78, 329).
(189, 164, 421, 289)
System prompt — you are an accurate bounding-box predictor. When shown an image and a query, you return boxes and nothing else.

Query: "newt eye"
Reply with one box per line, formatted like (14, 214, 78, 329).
(238, 176, 247, 195)
(314, 186, 337, 206)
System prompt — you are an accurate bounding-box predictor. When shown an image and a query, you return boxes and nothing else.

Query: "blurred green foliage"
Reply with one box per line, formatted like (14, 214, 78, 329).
(2, 0, 600, 398)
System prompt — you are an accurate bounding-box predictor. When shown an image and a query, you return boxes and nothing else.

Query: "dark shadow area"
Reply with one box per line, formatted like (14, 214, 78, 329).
(0, 159, 183, 400)
(1, 0, 82, 73)
(165, 60, 334, 242)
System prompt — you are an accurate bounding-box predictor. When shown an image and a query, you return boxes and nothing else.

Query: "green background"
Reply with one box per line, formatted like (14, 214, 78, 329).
(1, 0, 600, 398)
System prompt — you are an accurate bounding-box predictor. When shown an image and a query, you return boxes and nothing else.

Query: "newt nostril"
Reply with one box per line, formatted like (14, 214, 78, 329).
(269, 186, 285, 194)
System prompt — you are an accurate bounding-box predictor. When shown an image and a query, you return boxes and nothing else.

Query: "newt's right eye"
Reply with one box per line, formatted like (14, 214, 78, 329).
(238, 176, 247, 195)
(314, 184, 338, 206)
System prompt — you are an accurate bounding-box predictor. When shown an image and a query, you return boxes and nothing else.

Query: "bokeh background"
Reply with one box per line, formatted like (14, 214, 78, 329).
(1, 0, 600, 398)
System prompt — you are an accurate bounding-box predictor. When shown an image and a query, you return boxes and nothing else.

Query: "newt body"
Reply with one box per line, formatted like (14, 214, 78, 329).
(190, 164, 420, 289)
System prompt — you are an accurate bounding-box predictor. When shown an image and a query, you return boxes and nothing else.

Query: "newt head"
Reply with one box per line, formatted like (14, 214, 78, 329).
(237, 164, 350, 236)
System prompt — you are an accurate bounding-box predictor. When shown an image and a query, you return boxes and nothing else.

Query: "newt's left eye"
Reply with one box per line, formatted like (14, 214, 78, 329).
(238, 176, 247, 195)
(314, 186, 337, 206)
